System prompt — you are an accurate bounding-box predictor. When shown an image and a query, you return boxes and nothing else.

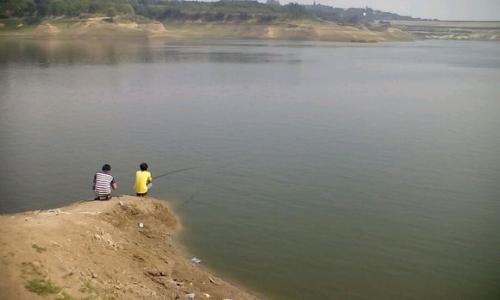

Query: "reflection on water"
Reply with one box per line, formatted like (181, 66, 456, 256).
(0, 38, 301, 66)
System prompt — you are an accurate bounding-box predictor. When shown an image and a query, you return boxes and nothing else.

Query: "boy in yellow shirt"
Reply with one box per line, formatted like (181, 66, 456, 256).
(134, 162, 152, 197)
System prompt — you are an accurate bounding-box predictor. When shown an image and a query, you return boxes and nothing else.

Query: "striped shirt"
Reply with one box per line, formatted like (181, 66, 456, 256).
(93, 171, 115, 196)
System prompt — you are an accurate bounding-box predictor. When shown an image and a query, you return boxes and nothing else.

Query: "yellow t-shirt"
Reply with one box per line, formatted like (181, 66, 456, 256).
(134, 171, 152, 194)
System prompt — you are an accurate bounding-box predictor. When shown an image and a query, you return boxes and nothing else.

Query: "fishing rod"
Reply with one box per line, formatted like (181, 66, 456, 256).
(153, 166, 198, 180)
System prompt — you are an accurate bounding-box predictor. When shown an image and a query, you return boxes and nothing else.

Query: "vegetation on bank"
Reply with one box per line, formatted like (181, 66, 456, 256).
(25, 279, 62, 296)
(0, 0, 423, 27)
(0, 0, 422, 42)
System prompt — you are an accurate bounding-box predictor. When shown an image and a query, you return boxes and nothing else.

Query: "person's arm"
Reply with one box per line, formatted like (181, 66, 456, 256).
(111, 178, 117, 190)
(92, 173, 96, 190)
(147, 173, 152, 185)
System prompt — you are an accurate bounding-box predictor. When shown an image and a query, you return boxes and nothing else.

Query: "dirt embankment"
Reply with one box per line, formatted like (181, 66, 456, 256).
(1, 18, 169, 38)
(0, 18, 412, 42)
(0, 196, 259, 300)
(162, 21, 412, 42)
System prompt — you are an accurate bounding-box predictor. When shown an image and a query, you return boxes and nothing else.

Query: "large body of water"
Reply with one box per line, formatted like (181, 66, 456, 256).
(1, 38, 499, 299)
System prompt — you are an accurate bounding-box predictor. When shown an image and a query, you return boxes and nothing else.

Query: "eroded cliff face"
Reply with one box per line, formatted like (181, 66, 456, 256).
(3, 18, 413, 42)
(30, 19, 168, 37)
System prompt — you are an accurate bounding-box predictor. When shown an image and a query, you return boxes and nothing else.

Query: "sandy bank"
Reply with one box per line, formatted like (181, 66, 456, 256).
(0, 19, 412, 42)
(0, 196, 259, 300)
(157, 21, 412, 42)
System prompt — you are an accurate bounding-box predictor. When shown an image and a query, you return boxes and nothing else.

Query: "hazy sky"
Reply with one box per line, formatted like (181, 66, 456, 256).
(291, 0, 500, 21)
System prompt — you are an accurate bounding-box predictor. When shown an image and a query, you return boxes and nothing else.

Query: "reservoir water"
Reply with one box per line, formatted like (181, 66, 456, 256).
(1, 38, 499, 299)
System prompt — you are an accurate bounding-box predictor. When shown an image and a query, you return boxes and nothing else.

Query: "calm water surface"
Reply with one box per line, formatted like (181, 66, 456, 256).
(1, 38, 500, 299)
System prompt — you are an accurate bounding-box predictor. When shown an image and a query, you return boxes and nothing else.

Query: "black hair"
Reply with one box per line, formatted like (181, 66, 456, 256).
(102, 164, 111, 171)
(140, 162, 148, 171)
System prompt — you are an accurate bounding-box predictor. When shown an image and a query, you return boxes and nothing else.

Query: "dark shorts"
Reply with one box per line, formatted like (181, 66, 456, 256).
(136, 193, 147, 197)
(95, 195, 111, 200)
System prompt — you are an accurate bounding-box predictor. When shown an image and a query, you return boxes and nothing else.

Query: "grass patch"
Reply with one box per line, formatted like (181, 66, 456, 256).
(25, 278, 61, 295)
(32, 244, 47, 253)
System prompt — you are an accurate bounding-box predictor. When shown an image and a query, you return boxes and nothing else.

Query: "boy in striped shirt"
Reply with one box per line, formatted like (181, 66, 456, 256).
(93, 164, 117, 200)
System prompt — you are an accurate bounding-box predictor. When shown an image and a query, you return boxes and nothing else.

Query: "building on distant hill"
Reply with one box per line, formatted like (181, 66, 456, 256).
(266, 0, 280, 6)
(220, 0, 259, 2)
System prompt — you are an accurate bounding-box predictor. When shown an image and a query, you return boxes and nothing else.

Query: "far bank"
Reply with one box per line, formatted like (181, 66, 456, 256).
(0, 17, 414, 42)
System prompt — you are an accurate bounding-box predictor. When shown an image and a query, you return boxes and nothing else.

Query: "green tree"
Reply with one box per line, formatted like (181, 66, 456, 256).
(115, 4, 135, 16)
(48, 0, 65, 16)
(284, 3, 306, 18)
(1, 0, 36, 17)
(34, 0, 49, 17)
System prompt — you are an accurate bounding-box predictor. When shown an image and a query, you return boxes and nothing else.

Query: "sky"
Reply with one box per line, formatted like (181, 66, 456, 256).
(291, 0, 500, 21)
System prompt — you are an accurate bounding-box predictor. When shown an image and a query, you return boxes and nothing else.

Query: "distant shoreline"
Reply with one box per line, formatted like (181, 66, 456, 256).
(388, 20, 500, 41)
(0, 196, 260, 299)
(0, 18, 413, 43)
(2, 18, 499, 42)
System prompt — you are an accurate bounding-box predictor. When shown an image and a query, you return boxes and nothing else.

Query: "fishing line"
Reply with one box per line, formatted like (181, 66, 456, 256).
(177, 189, 200, 209)
(153, 167, 198, 180)
(151, 157, 239, 209)
(148, 166, 201, 209)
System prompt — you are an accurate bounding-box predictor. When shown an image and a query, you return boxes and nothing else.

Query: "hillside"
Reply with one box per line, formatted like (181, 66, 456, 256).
(0, 0, 417, 43)
(1, 1, 496, 41)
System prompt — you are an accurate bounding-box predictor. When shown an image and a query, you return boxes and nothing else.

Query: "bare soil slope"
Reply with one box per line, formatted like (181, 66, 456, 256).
(0, 196, 258, 300)
(0, 19, 413, 42)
